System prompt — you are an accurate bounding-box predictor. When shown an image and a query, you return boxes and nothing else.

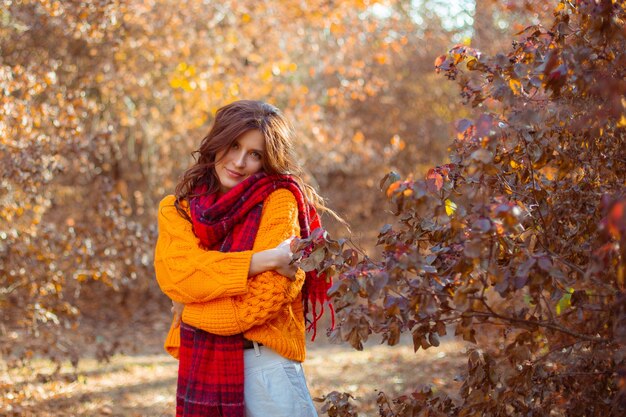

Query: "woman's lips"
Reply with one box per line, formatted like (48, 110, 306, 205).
(225, 168, 244, 179)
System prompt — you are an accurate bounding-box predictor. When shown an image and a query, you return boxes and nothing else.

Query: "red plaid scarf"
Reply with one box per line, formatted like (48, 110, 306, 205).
(176, 172, 332, 417)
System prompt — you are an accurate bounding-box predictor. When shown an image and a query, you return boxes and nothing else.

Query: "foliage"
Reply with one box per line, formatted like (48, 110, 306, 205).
(315, 391, 359, 417)
(295, 0, 626, 415)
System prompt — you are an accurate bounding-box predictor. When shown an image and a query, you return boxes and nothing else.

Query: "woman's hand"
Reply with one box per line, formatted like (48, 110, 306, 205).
(172, 300, 184, 324)
(249, 236, 299, 280)
(272, 237, 299, 280)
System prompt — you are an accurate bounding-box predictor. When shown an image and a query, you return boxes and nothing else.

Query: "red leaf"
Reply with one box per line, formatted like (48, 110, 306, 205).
(434, 54, 447, 68)
(426, 168, 444, 191)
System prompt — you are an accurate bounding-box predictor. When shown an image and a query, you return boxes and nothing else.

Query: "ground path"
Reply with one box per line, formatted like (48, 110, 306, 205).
(2, 337, 467, 416)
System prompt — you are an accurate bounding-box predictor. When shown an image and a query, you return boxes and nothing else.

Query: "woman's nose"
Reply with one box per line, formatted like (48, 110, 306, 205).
(233, 152, 246, 168)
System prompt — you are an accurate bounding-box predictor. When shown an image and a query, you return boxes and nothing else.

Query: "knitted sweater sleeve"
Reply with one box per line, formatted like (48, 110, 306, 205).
(181, 188, 305, 335)
(154, 195, 253, 304)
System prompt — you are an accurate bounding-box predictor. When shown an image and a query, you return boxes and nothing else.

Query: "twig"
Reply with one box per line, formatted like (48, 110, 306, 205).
(532, 341, 579, 364)
(466, 310, 610, 343)
(541, 293, 556, 323)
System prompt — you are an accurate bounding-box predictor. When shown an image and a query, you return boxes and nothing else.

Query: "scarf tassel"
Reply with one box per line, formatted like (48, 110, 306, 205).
(305, 296, 335, 341)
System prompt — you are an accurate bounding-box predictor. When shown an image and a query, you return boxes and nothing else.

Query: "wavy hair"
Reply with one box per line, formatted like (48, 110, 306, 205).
(174, 100, 342, 223)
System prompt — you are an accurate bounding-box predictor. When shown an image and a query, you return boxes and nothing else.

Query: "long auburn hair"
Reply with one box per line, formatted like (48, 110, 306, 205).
(174, 100, 337, 221)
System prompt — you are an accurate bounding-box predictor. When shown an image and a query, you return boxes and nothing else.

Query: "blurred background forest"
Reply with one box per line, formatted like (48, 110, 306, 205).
(2, 0, 625, 416)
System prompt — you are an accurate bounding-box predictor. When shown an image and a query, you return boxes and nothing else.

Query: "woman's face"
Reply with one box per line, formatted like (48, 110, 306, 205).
(214, 129, 265, 194)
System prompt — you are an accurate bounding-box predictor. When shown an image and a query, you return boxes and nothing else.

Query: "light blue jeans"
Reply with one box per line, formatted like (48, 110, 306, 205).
(243, 345, 318, 417)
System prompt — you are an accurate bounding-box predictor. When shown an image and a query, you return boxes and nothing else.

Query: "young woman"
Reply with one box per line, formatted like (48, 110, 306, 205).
(154, 100, 335, 417)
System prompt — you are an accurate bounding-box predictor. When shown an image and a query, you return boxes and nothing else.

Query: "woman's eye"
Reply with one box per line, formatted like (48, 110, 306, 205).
(250, 152, 262, 160)
(231, 143, 239, 149)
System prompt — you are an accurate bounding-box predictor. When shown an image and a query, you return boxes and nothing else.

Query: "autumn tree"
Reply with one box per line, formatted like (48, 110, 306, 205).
(299, 0, 626, 415)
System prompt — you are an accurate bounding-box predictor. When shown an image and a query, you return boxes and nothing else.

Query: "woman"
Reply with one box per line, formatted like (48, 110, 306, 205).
(154, 100, 334, 417)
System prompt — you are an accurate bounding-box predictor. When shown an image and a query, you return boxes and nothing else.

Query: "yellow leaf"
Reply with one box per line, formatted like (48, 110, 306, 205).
(330, 22, 344, 35)
(509, 78, 522, 94)
(182, 79, 194, 91)
(241, 13, 251, 23)
(445, 199, 457, 216)
(261, 68, 273, 82)
(617, 114, 626, 128)
(229, 83, 239, 96)
(556, 289, 572, 315)
(169, 78, 181, 89)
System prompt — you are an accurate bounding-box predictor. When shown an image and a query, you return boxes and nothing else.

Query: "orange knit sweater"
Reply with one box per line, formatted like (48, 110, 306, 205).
(154, 189, 307, 362)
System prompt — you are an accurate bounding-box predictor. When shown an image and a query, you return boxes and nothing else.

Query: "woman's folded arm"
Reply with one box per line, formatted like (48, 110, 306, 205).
(154, 195, 253, 304)
(181, 188, 305, 334)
